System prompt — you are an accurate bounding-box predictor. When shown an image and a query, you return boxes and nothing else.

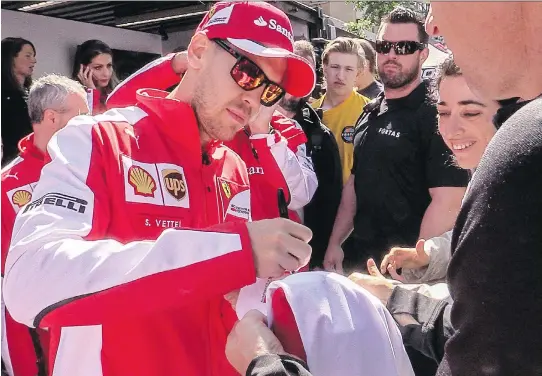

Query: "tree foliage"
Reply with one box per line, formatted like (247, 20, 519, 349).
(346, 1, 429, 37)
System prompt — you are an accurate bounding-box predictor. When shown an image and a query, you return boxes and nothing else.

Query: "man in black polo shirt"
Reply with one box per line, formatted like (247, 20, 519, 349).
(324, 7, 468, 273)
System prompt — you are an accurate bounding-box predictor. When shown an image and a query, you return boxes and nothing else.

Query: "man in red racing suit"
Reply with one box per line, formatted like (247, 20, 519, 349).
(3, 2, 315, 375)
(2, 137, 49, 376)
(107, 53, 318, 222)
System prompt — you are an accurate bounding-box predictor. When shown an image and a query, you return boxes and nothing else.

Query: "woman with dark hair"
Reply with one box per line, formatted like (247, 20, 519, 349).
(377, 56, 501, 284)
(72, 39, 118, 115)
(1, 37, 36, 165)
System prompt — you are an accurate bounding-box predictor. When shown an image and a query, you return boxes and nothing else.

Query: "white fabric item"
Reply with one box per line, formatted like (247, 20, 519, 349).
(266, 272, 415, 376)
(236, 277, 269, 319)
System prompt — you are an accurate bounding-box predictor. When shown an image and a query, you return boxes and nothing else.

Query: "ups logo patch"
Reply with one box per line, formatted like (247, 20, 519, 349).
(162, 169, 187, 200)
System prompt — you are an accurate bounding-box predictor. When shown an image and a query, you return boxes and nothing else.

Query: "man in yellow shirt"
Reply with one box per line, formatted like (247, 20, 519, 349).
(312, 38, 370, 183)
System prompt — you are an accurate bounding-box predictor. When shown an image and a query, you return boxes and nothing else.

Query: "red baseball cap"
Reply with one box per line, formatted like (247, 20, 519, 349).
(196, 1, 316, 98)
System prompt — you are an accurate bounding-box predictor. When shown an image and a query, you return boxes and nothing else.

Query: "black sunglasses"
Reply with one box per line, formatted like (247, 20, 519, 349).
(214, 39, 286, 107)
(375, 40, 426, 55)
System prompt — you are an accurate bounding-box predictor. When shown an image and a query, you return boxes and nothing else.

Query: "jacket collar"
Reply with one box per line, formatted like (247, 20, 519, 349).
(295, 104, 322, 130)
(18, 133, 44, 161)
(382, 80, 431, 113)
(135, 89, 220, 164)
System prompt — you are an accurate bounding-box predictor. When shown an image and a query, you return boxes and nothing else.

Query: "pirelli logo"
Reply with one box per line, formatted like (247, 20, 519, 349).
(23, 193, 88, 214)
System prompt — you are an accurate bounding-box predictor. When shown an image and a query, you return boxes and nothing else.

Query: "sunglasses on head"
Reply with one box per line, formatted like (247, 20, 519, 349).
(214, 39, 286, 107)
(375, 40, 426, 55)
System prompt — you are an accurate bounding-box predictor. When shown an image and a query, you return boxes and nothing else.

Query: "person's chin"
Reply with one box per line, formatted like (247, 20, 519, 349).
(215, 128, 239, 142)
(454, 153, 476, 170)
(331, 86, 349, 96)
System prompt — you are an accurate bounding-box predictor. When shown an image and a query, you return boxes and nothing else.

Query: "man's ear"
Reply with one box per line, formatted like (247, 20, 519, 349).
(42, 109, 56, 125)
(187, 32, 211, 71)
(420, 47, 429, 66)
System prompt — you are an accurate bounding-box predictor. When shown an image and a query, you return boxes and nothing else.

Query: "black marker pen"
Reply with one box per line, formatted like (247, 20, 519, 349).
(278, 188, 298, 274)
(277, 188, 289, 219)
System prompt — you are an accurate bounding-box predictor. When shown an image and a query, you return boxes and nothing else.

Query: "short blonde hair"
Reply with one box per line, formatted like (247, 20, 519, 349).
(322, 37, 366, 69)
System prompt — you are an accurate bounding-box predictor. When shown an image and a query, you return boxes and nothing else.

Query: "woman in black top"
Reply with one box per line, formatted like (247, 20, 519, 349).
(1, 37, 36, 166)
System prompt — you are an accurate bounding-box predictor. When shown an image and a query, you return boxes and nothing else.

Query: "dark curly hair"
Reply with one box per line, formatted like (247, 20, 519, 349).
(435, 56, 462, 88)
(380, 7, 429, 44)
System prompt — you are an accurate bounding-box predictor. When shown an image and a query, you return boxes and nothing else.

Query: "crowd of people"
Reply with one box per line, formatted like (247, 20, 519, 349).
(1, 1, 541, 376)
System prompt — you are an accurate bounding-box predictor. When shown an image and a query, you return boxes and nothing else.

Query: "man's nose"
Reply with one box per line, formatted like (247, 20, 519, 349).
(387, 48, 399, 59)
(240, 87, 263, 116)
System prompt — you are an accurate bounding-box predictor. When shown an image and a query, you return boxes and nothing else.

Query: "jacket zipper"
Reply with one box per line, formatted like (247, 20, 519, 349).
(202, 151, 211, 225)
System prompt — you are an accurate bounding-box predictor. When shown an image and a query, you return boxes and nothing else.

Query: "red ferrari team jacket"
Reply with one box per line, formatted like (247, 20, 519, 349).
(4, 89, 258, 376)
(2, 135, 49, 376)
(107, 54, 318, 221)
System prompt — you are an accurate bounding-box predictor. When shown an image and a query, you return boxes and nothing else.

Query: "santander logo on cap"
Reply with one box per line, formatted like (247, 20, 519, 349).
(253, 15, 294, 44)
(254, 16, 267, 27)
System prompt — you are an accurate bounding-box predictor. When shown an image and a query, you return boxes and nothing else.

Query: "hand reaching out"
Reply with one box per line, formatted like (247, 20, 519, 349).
(348, 259, 397, 306)
(380, 239, 430, 279)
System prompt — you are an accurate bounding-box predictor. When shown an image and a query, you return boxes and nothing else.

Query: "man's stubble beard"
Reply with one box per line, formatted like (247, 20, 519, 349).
(378, 61, 420, 90)
(279, 96, 307, 113)
(192, 88, 224, 142)
(192, 88, 248, 143)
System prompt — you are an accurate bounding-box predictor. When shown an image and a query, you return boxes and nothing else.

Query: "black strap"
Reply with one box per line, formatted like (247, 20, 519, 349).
(28, 328, 46, 376)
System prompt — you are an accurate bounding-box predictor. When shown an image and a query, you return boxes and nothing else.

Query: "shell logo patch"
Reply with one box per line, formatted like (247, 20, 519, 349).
(162, 169, 187, 201)
(128, 166, 157, 197)
(12, 190, 32, 208)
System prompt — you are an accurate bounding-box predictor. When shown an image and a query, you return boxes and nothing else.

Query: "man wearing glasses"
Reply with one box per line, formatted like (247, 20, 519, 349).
(3, 2, 314, 375)
(324, 7, 468, 278)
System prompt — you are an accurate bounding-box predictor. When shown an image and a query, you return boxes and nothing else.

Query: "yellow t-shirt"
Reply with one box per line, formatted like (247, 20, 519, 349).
(312, 91, 370, 184)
